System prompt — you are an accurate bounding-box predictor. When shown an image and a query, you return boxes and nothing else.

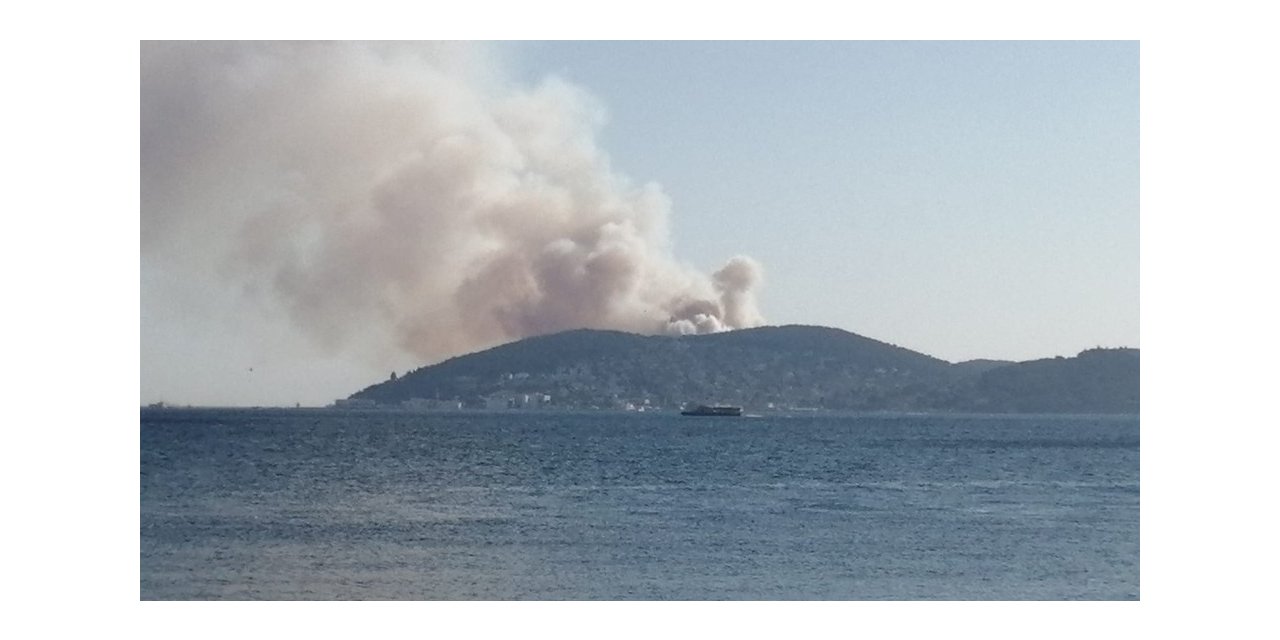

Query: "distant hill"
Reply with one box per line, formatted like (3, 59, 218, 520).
(951, 359, 1016, 376)
(940, 348, 1140, 414)
(349, 326, 1138, 414)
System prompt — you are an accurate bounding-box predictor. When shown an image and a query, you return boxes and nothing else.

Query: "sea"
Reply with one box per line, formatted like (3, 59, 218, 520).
(140, 409, 1139, 600)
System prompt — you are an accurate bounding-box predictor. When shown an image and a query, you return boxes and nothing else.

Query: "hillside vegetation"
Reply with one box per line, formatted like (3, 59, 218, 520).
(350, 325, 1138, 414)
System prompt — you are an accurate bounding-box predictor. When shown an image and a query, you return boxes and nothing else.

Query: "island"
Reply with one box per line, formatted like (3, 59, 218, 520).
(339, 325, 1138, 415)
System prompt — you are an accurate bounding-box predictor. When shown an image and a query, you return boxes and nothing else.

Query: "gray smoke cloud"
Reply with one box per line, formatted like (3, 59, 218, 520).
(142, 41, 764, 366)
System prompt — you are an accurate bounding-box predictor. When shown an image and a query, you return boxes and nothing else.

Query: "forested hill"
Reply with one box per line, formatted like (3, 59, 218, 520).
(350, 325, 1138, 414)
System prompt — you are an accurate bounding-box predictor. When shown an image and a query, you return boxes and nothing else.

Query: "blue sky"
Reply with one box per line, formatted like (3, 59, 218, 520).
(502, 41, 1138, 362)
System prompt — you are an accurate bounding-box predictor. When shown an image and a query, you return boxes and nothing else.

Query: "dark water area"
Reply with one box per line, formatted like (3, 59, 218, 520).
(140, 409, 1139, 600)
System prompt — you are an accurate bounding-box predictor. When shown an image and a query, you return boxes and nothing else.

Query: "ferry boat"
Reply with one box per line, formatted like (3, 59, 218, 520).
(680, 404, 743, 417)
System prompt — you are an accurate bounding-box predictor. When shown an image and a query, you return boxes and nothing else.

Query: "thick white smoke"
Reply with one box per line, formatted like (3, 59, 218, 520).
(142, 41, 764, 366)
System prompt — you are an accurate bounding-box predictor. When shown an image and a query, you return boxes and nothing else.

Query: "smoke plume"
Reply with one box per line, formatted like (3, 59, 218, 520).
(142, 41, 764, 366)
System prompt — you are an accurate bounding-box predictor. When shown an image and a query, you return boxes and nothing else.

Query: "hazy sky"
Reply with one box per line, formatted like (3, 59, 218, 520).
(141, 41, 1138, 407)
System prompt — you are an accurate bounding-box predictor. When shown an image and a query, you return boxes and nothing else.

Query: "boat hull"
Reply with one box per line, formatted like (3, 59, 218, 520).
(680, 405, 743, 417)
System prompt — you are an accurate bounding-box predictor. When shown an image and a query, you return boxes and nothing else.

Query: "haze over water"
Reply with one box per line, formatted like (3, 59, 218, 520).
(141, 410, 1138, 600)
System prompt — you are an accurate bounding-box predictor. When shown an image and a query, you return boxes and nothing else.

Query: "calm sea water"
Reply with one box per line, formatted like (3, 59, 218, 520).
(140, 409, 1138, 600)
